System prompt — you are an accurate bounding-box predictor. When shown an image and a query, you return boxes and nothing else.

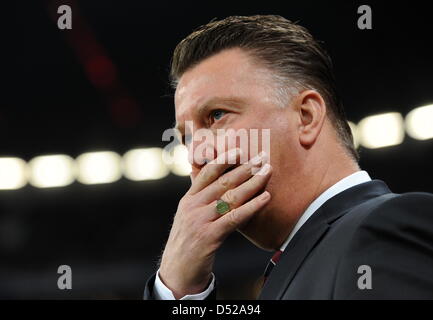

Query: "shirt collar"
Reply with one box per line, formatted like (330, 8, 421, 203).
(280, 171, 372, 252)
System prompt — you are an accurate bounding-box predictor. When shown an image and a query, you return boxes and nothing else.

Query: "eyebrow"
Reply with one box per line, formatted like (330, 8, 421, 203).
(174, 96, 244, 134)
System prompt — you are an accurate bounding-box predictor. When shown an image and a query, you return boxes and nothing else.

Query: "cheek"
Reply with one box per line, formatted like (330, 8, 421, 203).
(261, 113, 297, 166)
(213, 109, 292, 162)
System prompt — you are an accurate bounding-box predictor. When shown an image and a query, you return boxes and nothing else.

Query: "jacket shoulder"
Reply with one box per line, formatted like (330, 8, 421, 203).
(333, 191, 433, 299)
(360, 191, 433, 229)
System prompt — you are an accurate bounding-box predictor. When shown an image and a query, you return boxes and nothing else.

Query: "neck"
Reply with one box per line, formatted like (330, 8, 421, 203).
(250, 143, 359, 251)
(276, 146, 359, 249)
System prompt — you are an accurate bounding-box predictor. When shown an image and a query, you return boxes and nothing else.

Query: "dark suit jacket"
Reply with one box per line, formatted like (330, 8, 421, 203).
(144, 180, 433, 300)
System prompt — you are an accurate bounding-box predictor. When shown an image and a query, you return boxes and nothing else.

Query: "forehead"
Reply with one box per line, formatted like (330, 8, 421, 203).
(174, 48, 271, 124)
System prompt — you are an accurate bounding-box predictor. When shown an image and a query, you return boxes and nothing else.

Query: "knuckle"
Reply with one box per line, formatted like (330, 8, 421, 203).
(201, 167, 216, 183)
(186, 184, 198, 196)
(249, 199, 259, 211)
(180, 193, 190, 202)
(226, 210, 239, 228)
(177, 195, 200, 215)
(198, 168, 209, 182)
(218, 174, 230, 189)
(179, 194, 192, 207)
(223, 189, 237, 205)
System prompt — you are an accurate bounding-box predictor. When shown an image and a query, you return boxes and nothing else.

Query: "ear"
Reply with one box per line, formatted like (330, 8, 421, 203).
(293, 90, 327, 147)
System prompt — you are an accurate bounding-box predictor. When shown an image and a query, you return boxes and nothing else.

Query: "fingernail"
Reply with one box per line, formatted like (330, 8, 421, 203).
(261, 191, 270, 201)
(255, 163, 271, 176)
(251, 151, 267, 166)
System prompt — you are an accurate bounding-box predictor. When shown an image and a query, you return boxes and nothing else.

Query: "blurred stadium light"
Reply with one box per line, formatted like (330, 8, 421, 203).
(76, 151, 122, 185)
(166, 145, 192, 177)
(405, 104, 433, 141)
(358, 112, 405, 149)
(0, 157, 28, 190)
(122, 148, 170, 181)
(28, 155, 76, 188)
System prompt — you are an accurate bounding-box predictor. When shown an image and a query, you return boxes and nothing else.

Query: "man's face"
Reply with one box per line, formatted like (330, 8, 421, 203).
(174, 48, 300, 249)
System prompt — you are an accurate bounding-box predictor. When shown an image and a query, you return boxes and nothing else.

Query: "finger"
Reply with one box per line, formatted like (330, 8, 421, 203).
(201, 164, 270, 222)
(188, 148, 242, 195)
(197, 152, 267, 204)
(213, 191, 271, 239)
(219, 164, 272, 208)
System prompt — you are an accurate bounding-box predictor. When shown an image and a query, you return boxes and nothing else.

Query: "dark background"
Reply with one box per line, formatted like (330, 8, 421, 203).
(2, 0, 432, 299)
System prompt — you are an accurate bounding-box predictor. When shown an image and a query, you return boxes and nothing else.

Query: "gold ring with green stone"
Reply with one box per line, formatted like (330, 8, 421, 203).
(216, 199, 231, 215)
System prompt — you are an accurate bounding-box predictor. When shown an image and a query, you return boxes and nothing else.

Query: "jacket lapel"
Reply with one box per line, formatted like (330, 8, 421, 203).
(259, 180, 392, 300)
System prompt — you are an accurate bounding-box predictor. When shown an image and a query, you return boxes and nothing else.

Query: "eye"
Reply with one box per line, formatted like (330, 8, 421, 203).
(210, 110, 226, 122)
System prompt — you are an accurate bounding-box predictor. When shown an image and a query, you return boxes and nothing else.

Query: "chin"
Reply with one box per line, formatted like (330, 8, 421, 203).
(237, 205, 279, 252)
